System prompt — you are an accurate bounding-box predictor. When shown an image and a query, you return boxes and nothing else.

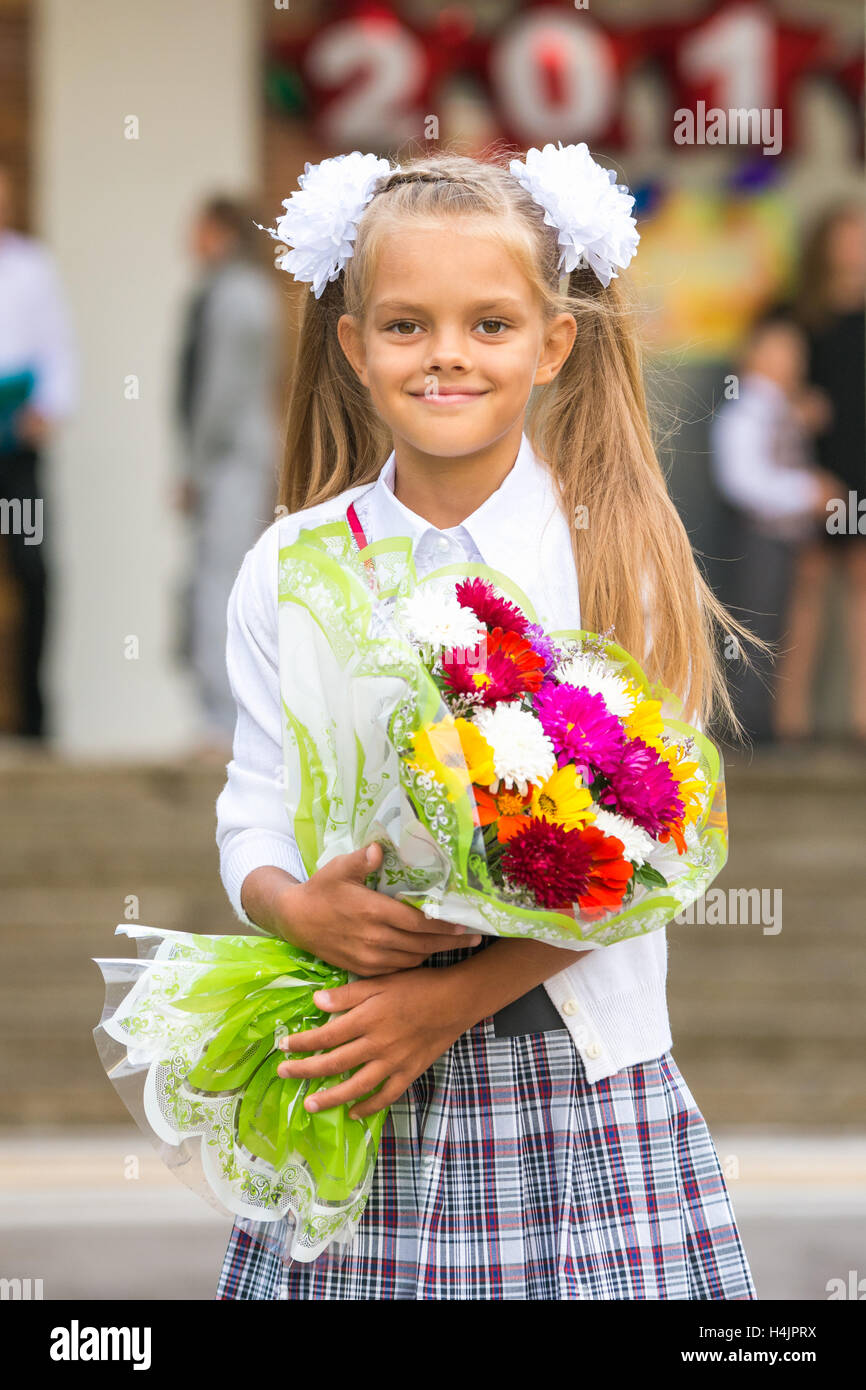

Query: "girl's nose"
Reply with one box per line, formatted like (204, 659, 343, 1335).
(423, 333, 472, 373)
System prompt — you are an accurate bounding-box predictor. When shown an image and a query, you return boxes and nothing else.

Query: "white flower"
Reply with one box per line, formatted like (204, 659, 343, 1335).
(590, 809, 656, 867)
(394, 589, 484, 654)
(255, 152, 396, 298)
(509, 142, 639, 289)
(473, 703, 556, 796)
(555, 652, 638, 718)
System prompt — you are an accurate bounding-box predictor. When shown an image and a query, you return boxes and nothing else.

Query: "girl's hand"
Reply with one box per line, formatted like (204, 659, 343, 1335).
(276, 966, 473, 1118)
(274, 842, 480, 977)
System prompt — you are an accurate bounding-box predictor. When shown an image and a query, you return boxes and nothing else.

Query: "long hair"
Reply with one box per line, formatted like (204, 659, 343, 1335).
(795, 200, 865, 332)
(276, 148, 765, 736)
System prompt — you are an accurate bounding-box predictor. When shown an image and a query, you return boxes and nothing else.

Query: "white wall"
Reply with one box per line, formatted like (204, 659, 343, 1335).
(34, 0, 260, 755)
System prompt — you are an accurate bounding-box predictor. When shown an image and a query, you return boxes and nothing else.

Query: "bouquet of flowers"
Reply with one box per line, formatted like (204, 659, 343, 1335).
(93, 520, 727, 1265)
(391, 576, 720, 935)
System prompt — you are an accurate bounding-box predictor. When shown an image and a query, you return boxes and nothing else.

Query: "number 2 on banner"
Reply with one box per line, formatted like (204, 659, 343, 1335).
(307, 18, 426, 147)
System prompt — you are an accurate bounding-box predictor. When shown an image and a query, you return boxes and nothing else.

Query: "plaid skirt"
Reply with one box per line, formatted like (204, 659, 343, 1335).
(215, 977, 756, 1300)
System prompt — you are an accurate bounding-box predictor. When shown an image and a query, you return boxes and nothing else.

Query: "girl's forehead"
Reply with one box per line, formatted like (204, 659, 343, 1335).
(366, 223, 535, 295)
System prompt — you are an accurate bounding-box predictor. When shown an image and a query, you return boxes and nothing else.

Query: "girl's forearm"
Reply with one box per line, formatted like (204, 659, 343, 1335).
(447, 938, 587, 1031)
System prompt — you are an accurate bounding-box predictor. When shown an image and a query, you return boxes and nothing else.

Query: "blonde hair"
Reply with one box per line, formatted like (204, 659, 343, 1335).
(278, 148, 764, 737)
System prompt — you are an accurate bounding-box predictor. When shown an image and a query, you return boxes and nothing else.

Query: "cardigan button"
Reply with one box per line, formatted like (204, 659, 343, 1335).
(584, 1042, 603, 1060)
(561, 998, 580, 1016)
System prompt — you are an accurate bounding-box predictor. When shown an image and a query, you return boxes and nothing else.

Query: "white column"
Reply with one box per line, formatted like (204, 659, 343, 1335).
(34, 0, 260, 754)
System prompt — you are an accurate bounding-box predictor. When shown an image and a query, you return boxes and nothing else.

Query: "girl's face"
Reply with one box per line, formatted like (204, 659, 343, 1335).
(338, 222, 576, 460)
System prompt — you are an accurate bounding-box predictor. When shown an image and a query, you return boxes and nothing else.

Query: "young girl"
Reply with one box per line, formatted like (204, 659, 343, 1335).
(214, 145, 758, 1300)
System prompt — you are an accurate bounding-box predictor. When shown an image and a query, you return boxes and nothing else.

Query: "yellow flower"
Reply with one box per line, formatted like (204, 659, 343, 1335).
(454, 717, 497, 785)
(623, 697, 665, 749)
(406, 720, 470, 802)
(406, 717, 496, 801)
(662, 743, 705, 825)
(529, 764, 596, 829)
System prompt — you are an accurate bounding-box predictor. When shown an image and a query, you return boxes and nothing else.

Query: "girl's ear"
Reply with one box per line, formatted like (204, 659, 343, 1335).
(337, 313, 368, 385)
(534, 311, 577, 385)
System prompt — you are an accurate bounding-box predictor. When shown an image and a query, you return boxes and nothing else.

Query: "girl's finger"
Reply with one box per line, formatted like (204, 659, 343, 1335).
(376, 898, 468, 937)
(349, 1081, 405, 1120)
(277, 1039, 372, 1080)
(283, 1012, 361, 1052)
(302, 1062, 388, 1113)
(312, 979, 379, 1013)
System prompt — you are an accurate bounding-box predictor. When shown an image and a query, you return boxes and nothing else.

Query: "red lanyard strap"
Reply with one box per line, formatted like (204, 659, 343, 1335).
(346, 501, 377, 590)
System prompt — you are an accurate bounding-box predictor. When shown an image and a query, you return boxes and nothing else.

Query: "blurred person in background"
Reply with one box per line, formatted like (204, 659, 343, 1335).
(0, 161, 76, 740)
(776, 204, 866, 745)
(173, 194, 281, 760)
(710, 308, 840, 745)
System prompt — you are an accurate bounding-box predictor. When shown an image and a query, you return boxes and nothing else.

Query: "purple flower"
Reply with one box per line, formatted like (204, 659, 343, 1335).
(523, 623, 561, 677)
(599, 737, 685, 836)
(532, 683, 625, 778)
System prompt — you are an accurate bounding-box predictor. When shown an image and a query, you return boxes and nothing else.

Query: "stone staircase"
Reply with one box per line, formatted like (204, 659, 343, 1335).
(0, 743, 864, 1129)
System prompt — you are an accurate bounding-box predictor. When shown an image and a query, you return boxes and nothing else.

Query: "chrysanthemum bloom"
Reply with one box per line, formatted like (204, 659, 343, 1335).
(554, 654, 638, 719)
(454, 577, 530, 636)
(472, 702, 556, 797)
(394, 587, 484, 653)
(473, 783, 533, 842)
(443, 627, 546, 706)
(500, 816, 591, 909)
(590, 807, 656, 867)
(533, 682, 625, 778)
(599, 736, 685, 836)
(529, 764, 596, 831)
(501, 816, 632, 916)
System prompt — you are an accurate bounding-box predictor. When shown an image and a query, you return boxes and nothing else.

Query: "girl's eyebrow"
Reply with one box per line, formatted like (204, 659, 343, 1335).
(374, 297, 525, 314)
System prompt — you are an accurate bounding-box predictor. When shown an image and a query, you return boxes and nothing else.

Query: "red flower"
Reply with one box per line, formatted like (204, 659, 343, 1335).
(501, 816, 632, 918)
(454, 577, 530, 637)
(574, 825, 634, 920)
(443, 626, 545, 706)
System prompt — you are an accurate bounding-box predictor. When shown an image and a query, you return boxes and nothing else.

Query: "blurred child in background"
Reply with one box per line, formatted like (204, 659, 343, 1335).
(780, 203, 866, 745)
(711, 308, 840, 745)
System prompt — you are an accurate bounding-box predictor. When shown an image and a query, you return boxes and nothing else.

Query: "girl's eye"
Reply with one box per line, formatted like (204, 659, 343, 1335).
(387, 321, 421, 335)
(477, 319, 508, 335)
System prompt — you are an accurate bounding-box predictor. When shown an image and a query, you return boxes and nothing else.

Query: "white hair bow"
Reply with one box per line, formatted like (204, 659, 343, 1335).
(509, 141, 639, 289)
(255, 151, 396, 299)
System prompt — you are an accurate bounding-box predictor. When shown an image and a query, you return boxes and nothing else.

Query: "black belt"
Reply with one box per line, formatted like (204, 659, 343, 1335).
(473, 935, 567, 1037)
(491, 983, 566, 1037)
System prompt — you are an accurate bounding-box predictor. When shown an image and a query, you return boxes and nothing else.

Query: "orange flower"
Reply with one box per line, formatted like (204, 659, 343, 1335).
(657, 821, 688, 854)
(474, 784, 533, 842)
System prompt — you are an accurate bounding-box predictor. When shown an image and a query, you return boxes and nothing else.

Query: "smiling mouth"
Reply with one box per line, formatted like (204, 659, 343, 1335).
(409, 389, 489, 403)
